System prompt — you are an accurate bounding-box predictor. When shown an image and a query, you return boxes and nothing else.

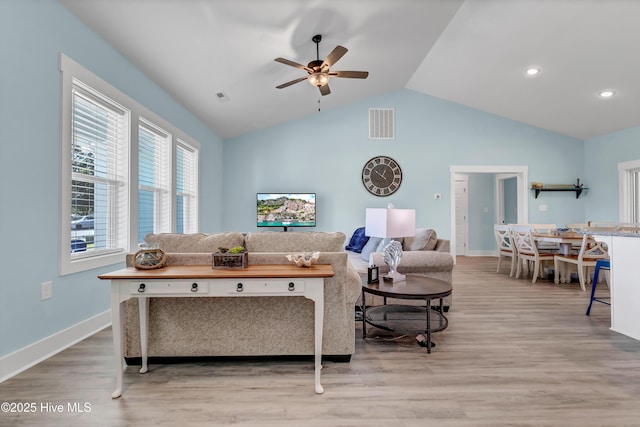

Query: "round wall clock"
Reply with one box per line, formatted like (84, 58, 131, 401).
(361, 156, 403, 197)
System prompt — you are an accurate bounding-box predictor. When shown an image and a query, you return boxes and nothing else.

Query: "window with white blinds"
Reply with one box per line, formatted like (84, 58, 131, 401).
(176, 141, 198, 234)
(60, 53, 200, 275)
(70, 80, 129, 260)
(138, 119, 171, 243)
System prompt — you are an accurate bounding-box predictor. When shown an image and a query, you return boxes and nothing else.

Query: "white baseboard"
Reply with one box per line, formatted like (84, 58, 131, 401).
(465, 250, 498, 257)
(0, 310, 111, 383)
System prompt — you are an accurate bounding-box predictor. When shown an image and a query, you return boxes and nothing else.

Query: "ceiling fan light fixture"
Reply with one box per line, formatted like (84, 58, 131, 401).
(598, 90, 615, 98)
(308, 72, 329, 87)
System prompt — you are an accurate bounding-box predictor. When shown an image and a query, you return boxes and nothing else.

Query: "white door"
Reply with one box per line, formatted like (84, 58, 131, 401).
(455, 176, 469, 256)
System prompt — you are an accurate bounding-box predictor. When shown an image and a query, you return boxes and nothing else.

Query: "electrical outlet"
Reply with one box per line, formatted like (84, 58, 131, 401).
(41, 281, 52, 301)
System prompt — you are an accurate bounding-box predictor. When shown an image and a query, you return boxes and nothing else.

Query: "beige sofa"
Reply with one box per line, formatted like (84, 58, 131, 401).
(123, 232, 361, 362)
(346, 228, 454, 308)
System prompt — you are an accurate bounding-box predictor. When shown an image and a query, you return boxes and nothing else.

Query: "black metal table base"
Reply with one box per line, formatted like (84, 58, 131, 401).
(362, 299, 448, 354)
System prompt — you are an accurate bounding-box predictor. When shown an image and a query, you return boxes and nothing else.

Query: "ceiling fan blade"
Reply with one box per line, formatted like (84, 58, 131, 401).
(274, 57, 313, 73)
(321, 46, 348, 71)
(319, 84, 331, 96)
(276, 76, 308, 89)
(329, 71, 369, 79)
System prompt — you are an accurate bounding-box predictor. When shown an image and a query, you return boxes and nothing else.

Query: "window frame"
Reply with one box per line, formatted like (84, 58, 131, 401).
(618, 158, 640, 223)
(175, 140, 199, 234)
(60, 54, 200, 275)
(138, 118, 173, 243)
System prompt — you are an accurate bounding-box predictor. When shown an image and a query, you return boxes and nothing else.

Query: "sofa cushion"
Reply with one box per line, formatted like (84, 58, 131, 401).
(360, 237, 383, 261)
(403, 228, 437, 251)
(345, 227, 369, 253)
(245, 232, 346, 252)
(143, 232, 245, 253)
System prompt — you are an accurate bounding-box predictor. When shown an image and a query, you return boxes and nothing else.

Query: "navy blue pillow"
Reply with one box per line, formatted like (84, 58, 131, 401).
(345, 227, 369, 253)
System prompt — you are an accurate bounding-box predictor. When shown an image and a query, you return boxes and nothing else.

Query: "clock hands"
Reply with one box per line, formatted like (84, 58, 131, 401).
(374, 169, 388, 181)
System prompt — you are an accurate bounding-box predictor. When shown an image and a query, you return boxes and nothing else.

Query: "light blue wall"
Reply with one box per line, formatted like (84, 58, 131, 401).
(584, 126, 640, 222)
(0, 0, 223, 358)
(222, 89, 585, 240)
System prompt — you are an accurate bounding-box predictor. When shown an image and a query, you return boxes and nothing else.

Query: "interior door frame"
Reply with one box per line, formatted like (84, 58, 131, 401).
(449, 165, 529, 258)
(454, 174, 469, 256)
(496, 173, 518, 225)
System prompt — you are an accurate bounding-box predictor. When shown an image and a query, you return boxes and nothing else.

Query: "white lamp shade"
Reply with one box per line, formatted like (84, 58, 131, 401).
(365, 208, 416, 238)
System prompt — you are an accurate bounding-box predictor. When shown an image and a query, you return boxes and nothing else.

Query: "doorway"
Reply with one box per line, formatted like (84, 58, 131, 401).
(497, 174, 518, 225)
(449, 166, 529, 258)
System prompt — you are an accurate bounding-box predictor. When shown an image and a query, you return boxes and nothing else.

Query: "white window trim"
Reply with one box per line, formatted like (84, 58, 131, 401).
(176, 140, 199, 234)
(618, 159, 640, 223)
(60, 53, 200, 275)
(138, 117, 173, 239)
(60, 55, 131, 274)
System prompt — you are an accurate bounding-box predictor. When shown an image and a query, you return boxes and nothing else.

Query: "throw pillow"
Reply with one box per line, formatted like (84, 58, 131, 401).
(361, 237, 383, 261)
(403, 229, 437, 251)
(345, 227, 369, 253)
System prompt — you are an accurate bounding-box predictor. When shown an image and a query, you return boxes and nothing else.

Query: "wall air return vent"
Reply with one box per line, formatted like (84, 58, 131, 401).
(368, 108, 395, 140)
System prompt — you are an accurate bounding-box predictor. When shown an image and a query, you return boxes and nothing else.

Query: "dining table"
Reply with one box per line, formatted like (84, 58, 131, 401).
(533, 232, 584, 256)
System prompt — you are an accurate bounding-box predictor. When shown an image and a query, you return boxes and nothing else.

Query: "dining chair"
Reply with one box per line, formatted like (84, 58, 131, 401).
(511, 225, 555, 283)
(566, 223, 588, 231)
(530, 223, 559, 252)
(564, 223, 588, 253)
(553, 232, 608, 291)
(531, 223, 557, 232)
(494, 224, 517, 276)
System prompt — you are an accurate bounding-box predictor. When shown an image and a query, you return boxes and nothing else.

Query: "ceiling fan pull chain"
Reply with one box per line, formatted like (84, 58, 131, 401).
(318, 98, 321, 112)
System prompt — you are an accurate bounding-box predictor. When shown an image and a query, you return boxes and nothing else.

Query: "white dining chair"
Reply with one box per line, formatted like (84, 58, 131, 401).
(566, 223, 587, 231)
(530, 223, 559, 252)
(511, 225, 555, 284)
(553, 232, 609, 291)
(494, 224, 517, 276)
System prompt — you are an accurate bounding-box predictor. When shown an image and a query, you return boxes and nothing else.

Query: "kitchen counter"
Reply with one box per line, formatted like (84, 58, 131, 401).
(592, 234, 640, 341)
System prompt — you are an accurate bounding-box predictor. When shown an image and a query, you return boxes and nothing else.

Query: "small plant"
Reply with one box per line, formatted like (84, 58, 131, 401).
(230, 246, 246, 254)
(218, 247, 229, 253)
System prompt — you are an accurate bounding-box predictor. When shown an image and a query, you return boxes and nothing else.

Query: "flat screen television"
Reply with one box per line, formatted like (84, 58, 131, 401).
(257, 193, 316, 231)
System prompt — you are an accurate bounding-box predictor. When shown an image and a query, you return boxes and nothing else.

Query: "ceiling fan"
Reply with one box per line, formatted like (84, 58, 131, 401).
(274, 34, 369, 96)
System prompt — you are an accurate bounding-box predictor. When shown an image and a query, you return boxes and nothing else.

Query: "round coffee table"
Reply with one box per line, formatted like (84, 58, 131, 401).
(361, 275, 452, 353)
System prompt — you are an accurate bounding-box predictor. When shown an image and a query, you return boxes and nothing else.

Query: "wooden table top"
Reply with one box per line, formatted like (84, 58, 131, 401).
(99, 264, 334, 280)
(533, 232, 585, 243)
(361, 275, 452, 300)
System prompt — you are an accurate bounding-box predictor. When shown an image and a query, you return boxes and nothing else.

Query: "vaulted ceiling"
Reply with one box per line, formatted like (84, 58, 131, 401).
(60, 0, 640, 141)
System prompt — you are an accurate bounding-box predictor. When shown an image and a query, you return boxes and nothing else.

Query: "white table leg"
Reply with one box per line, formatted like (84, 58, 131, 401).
(307, 282, 324, 395)
(138, 297, 149, 374)
(111, 286, 124, 399)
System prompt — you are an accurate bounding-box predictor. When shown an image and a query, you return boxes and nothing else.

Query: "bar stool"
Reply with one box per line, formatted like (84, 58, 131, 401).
(585, 259, 610, 315)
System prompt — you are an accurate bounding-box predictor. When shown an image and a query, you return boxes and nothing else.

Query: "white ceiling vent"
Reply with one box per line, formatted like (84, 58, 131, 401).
(369, 108, 395, 139)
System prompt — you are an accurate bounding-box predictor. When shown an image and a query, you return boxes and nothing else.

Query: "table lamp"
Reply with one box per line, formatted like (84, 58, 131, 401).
(365, 205, 416, 282)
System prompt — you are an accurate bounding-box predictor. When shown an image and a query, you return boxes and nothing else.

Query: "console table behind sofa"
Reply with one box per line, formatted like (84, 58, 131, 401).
(121, 232, 361, 362)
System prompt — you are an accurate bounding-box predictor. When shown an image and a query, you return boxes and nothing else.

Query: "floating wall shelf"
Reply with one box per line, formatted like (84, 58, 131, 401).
(531, 187, 588, 199)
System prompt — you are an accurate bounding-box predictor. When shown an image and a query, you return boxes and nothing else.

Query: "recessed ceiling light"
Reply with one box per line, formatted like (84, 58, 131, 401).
(524, 67, 541, 77)
(598, 90, 615, 98)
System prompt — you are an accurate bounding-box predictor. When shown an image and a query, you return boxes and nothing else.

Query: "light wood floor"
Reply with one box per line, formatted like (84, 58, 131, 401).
(2, 257, 640, 426)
